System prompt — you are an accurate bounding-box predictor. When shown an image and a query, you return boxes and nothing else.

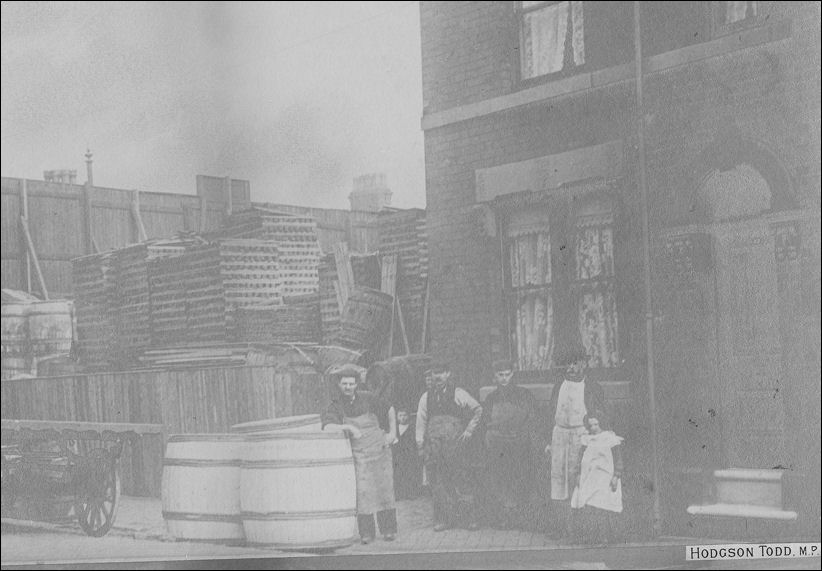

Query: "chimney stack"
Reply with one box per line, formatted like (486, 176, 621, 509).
(349, 172, 392, 212)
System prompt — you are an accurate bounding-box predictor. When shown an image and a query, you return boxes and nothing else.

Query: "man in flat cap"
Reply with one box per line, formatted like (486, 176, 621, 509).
(415, 361, 483, 531)
(322, 364, 398, 544)
(482, 358, 536, 529)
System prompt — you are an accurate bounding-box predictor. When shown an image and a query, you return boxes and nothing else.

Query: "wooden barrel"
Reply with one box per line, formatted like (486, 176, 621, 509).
(240, 431, 357, 549)
(161, 434, 244, 543)
(335, 287, 393, 352)
(1, 303, 30, 355)
(366, 354, 431, 412)
(232, 414, 322, 435)
(28, 301, 73, 355)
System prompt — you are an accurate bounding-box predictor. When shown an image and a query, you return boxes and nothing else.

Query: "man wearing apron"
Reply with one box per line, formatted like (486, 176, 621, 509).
(322, 365, 398, 544)
(544, 346, 605, 539)
(482, 359, 536, 529)
(415, 361, 483, 532)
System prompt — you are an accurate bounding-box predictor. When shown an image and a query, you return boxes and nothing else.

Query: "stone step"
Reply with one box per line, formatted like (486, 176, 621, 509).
(713, 469, 784, 509)
(686, 503, 798, 520)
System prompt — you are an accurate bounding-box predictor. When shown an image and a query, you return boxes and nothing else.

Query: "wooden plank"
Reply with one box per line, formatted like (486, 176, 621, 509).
(333, 242, 354, 311)
(421, 277, 431, 353)
(131, 189, 149, 243)
(19, 179, 31, 293)
(1, 418, 164, 434)
(19, 216, 49, 299)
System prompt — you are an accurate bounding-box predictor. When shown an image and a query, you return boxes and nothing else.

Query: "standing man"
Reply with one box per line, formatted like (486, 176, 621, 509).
(544, 346, 606, 539)
(482, 359, 536, 529)
(322, 365, 398, 544)
(416, 361, 483, 532)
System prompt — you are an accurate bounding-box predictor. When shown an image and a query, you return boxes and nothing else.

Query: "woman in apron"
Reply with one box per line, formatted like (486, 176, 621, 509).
(322, 365, 398, 543)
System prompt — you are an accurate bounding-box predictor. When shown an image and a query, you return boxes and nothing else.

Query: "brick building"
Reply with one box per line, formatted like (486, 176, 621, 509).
(420, 1, 820, 536)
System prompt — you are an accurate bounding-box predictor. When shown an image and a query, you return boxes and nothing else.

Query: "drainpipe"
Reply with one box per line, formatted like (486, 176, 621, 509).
(633, 0, 662, 536)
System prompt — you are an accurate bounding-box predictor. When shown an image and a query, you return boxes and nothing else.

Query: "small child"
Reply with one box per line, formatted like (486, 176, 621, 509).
(392, 410, 424, 500)
(570, 410, 624, 544)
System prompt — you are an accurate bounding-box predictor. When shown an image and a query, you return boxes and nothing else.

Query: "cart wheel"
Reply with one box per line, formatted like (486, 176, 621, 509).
(75, 448, 121, 537)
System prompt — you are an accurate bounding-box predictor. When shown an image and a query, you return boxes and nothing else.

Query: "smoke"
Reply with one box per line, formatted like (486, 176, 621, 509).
(2, 2, 417, 208)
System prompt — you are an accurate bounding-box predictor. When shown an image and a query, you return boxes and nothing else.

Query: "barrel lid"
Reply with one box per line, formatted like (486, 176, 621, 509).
(243, 431, 346, 442)
(231, 414, 321, 434)
(167, 433, 244, 443)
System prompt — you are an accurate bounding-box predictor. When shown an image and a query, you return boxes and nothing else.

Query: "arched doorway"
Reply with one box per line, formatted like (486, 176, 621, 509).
(659, 139, 806, 471)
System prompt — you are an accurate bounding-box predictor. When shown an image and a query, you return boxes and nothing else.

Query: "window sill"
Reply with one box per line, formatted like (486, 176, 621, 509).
(421, 18, 791, 131)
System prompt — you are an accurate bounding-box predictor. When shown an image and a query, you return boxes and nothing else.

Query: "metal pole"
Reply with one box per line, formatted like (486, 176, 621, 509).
(633, 0, 662, 536)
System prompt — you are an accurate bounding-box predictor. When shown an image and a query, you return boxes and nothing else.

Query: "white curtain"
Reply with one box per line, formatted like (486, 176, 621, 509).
(726, 1, 756, 24)
(575, 222, 618, 368)
(515, 291, 555, 370)
(509, 232, 554, 370)
(521, 1, 585, 79)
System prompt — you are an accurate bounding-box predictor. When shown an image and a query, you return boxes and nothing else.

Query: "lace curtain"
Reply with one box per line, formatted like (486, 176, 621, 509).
(509, 232, 554, 370)
(575, 222, 619, 367)
(521, 1, 585, 79)
(725, 1, 756, 24)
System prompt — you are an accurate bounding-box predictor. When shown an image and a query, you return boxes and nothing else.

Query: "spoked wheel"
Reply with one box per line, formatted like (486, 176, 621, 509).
(75, 448, 121, 537)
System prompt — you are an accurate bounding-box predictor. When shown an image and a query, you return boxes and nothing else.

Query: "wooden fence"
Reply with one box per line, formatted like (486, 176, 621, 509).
(1, 177, 227, 298)
(0, 364, 329, 497)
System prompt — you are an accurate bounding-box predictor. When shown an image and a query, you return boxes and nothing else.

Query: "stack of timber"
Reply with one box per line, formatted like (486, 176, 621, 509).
(318, 255, 342, 344)
(219, 239, 282, 310)
(113, 239, 193, 366)
(210, 207, 321, 298)
(138, 343, 252, 369)
(235, 294, 321, 344)
(148, 245, 225, 346)
(148, 240, 285, 347)
(72, 252, 117, 371)
(377, 209, 428, 353)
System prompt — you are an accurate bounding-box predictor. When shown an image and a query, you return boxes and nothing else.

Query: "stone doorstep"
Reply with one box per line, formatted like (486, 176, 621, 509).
(686, 503, 798, 521)
(711, 468, 788, 510)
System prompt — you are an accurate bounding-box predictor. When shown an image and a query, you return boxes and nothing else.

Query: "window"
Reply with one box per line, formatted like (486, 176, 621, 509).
(520, 1, 585, 80)
(573, 199, 619, 368)
(506, 210, 555, 370)
(503, 193, 620, 371)
(725, 1, 757, 25)
(713, 1, 760, 36)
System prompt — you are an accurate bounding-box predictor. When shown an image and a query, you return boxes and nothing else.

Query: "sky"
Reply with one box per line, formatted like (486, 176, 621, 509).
(0, 1, 425, 209)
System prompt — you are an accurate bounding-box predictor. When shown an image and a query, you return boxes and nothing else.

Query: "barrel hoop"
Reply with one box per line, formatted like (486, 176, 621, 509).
(163, 459, 241, 468)
(241, 457, 354, 469)
(245, 536, 359, 550)
(241, 508, 356, 521)
(243, 432, 346, 442)
(167, 434, 243, 443)
(231, 414, 321, 434)
(162, 511, 243, 523)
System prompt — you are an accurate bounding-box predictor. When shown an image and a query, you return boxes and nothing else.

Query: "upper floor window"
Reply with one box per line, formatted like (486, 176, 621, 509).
(713, 1, 760, 36)
(520, 1, 585, 80)
(725, 1, 757, 25)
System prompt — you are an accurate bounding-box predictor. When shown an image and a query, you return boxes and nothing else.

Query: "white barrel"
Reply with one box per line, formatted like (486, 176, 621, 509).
(1, 303, 30, 355)
(240, 431, 357, 549)
(28, 301, 73, 355)
(161, 434, 244, 543)
(231, 414, 322, 435)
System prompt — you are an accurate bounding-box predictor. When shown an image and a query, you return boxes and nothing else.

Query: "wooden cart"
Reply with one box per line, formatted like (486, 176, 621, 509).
(1, 420, 137, 537)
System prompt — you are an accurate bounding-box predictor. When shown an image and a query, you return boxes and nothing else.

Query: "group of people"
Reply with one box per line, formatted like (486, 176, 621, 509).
(321, 346, 624, 545)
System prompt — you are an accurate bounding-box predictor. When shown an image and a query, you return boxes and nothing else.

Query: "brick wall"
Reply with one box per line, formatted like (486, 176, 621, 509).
(421, 0, 820, 401)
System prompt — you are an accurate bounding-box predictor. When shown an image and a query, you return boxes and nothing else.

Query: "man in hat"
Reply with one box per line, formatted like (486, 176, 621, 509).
(322, 364, 398, 544)
(482, 358, 536, 529)
(544, 346, 606, 538)
(415, 361, 483, 531)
